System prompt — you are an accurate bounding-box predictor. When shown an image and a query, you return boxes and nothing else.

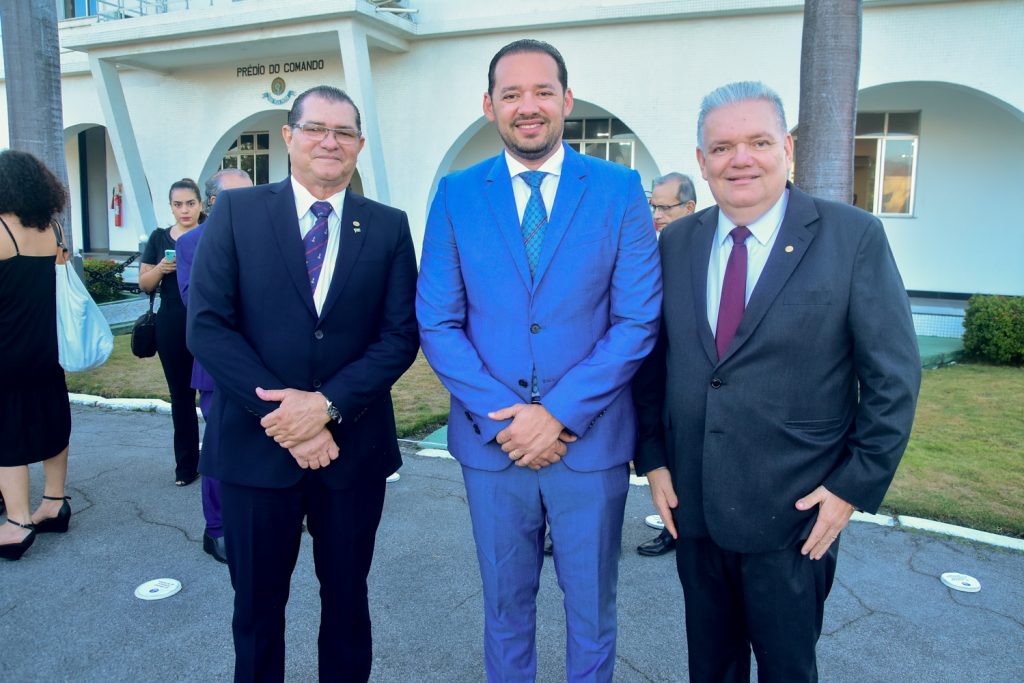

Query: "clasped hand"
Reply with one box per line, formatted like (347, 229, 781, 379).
(257, 387, 338, 469)
(489, 403, 576, 470)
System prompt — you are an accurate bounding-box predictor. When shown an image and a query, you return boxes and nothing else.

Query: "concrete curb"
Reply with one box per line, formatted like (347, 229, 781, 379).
(72, 394, 1023, 554)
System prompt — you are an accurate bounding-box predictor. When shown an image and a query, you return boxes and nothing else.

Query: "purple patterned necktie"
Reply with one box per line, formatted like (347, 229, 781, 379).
(304, 201, 333, 294)
(715, 225, 752, 360)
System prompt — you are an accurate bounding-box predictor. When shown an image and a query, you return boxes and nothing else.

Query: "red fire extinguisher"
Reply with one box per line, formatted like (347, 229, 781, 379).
(111, 183, 123, 228)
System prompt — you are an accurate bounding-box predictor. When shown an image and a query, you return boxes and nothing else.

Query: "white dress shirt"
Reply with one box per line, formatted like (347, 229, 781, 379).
(505, 145, 565, 221)
(290, 176, 345, 316)
(706, 190, 790, 333)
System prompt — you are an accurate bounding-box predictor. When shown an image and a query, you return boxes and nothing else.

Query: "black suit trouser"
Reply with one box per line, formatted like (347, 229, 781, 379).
(221, 473, 386, 683)
(675, 535, 839, 683)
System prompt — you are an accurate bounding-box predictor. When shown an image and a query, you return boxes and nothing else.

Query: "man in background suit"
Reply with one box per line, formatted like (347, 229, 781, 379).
(187, 85, 418, 682)
(417, 40, 661, 681)
(633, 81, 920, 682)
(177, 167, 252, 564)
(636, 171, 697, 558)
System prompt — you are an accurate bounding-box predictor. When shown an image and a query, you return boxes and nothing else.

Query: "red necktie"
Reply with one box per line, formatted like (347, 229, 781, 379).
(715, 226, 751, 360)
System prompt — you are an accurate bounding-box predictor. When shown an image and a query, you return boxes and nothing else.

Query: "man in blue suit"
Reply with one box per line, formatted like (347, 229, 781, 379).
(634, 82, 920, 682)
(177, 167, 252, 564)
(187, 86, 418, 682)
(417, 40, 662, 681)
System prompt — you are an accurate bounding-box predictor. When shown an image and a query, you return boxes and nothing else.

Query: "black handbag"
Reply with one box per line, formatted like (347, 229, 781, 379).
(131, 292, 158, 358)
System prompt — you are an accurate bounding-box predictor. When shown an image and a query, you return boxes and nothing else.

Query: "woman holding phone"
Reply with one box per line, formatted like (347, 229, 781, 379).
(139, 178, 204, 487)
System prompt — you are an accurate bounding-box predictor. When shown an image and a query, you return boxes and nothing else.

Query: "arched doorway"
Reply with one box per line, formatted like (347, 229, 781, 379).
(65, 123, 117, 253)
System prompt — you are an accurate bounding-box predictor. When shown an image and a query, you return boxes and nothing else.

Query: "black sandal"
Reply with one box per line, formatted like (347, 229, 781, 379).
(35, 496, 71, 534)
(1, 518, 37, 561)
(175, 473, 200, 487)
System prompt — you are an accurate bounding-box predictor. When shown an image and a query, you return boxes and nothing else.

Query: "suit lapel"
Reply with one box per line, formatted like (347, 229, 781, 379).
(532, 144, 585, 288)
(266, 179, 316, 317)
(690, 207, 719, 364)
(319, 190, 368, 320)
(719, 185, 818, 363)
(484, 154, 533, 290)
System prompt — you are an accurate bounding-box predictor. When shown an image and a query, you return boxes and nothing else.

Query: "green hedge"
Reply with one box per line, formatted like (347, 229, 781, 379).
(962, 295, 1024, 365)
(83, 258, 126, 303)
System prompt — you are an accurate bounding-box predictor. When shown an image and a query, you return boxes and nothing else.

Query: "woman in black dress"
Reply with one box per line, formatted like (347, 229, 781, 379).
(139, 178, 203, 487)
(0, 151, 74, 561)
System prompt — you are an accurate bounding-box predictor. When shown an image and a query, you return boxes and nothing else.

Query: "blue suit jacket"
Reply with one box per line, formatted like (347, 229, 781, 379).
(417, 144, 662, 472)
(634, 184, 921, 553)
(175, 221, 215, 392)
(186, 179, 419, 489)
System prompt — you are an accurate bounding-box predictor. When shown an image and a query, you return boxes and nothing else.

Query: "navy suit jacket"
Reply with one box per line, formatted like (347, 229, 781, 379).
(186, 178, 419, 489)
(634, 184, 921, 553)
(418, 144, 662, 472)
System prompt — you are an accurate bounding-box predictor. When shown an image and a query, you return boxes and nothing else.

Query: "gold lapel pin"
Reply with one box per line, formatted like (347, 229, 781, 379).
(784, 245, 794, 253)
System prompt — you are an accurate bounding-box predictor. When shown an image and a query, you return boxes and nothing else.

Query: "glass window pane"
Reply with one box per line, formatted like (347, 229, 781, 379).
(887, 112, 920, 136)
(240, 134, 254, 151)
(852, 138, 877, 212)
(567, 142, 581, 153)
(880, 139, 915, 214)
(610, 119, 631, 137)
(240, 154, 255, 181)
(563, 120, 583, 140)
(255, 155, 268, 186)
(855, 113, 885, 136)
(257, 133, 270, 150)
(584, 142, 607, 159)
(587, 119, 610, 138)
(221, 156, 238, 169)
(608, 142, 633, 168)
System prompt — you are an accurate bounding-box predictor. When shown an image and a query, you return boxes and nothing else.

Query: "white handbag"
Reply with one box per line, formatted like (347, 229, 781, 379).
(53, 223, 114, 372)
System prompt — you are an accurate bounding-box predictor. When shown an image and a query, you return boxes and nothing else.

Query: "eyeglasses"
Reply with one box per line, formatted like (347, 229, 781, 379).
(292, 123, 362, 144)
(650, 202, 684, 213)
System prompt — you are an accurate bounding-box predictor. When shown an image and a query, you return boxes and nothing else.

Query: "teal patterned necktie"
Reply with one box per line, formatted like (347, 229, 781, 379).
(519, 171, 548, 278)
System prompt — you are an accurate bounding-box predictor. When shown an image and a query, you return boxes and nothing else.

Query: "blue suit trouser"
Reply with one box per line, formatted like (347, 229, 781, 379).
(461, 460, 629, 683)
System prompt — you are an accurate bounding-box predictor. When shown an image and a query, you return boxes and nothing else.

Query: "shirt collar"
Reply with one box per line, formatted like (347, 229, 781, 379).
(504, 144, 565, 180)
(290, 175, 346, 221)
(716, 189, 790, 247)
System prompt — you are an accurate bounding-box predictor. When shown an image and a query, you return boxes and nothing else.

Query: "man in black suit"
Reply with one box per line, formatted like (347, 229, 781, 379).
(187, 85, 418, 682)
(633, 81, 920, 682)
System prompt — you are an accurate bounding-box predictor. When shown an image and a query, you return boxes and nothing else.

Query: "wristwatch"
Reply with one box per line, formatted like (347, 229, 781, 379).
(321, 393, 342, 424)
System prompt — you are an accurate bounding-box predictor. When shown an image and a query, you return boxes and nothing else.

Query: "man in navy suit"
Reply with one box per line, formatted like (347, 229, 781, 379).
(187, 86, 418, 682)
(177, 167, 252, 564)
(633, 81, 920, 682)
(417, 40, 661, 681)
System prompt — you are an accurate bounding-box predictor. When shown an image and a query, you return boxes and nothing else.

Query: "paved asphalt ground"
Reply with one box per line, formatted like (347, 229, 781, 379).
(2, 405, 1022, 682)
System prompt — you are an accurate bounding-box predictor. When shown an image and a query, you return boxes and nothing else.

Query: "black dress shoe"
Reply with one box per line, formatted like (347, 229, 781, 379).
(1, 519, 37, 561)
(543, 530, 554, 556)
(35, 496, 71, 534)
(636, 528, 676, 557)
(203, 532, 228, 564)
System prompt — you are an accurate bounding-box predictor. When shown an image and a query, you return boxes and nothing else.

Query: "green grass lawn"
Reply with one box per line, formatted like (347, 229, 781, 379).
(883, 364, 1024, 537)
(67, 342, 1024, 537)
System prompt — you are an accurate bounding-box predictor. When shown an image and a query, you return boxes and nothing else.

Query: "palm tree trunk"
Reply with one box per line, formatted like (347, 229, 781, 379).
(0, 0, 74, 254)
(794, 0, 863, 204)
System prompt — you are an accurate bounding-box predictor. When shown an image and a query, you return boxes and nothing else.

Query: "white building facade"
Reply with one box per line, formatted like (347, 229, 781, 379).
(1, 0, 1022, 297)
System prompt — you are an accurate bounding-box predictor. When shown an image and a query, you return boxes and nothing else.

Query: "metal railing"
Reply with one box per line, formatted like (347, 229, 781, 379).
(95, 0, 214, 21)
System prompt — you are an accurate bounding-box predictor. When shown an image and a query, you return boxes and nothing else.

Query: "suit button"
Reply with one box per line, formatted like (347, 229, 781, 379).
(465, 410, 473, 421)
(473, 424, 481, 435)
(312, 379, 322, 388)
(314, 330, 324, 340)
(530, 323, 541, 334)
(710, 378, 722, 389)
(518, 379, 528, 388)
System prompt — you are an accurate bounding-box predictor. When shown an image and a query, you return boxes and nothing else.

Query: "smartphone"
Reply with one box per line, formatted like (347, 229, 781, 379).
(165, 249, 176, 262)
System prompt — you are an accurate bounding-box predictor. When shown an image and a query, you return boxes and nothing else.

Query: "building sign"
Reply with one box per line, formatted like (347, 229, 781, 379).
(236, 59, 326, 78)
(263, 77, 296, 105)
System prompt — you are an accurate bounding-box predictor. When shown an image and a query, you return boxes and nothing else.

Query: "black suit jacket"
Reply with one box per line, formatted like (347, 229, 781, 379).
(186, 178, 419, 490)
(634, 184, 921, 553)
